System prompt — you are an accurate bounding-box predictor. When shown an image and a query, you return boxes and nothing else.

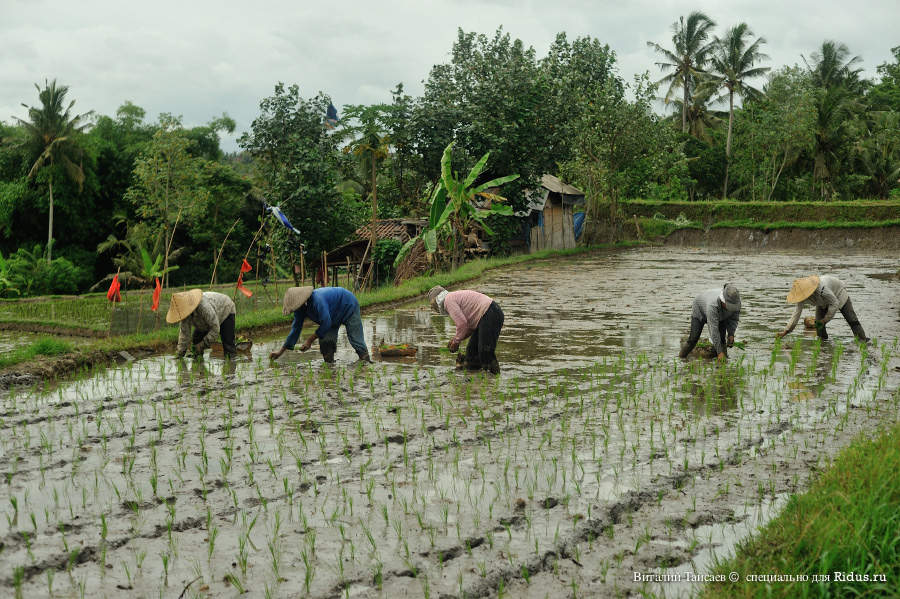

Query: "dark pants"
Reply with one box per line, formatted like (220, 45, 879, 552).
(193, 313, 236, 358)
(815, 298, 868, 341)
(464, 301, 504, 370)
(318, 308, 369, 363)
(680, 316, 727, 358)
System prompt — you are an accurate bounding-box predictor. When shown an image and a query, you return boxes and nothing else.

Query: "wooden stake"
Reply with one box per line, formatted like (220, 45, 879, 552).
(210, 218, 240, 288)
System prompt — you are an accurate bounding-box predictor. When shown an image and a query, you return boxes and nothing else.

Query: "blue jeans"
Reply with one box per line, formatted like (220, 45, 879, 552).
(319, 308, 368, 361)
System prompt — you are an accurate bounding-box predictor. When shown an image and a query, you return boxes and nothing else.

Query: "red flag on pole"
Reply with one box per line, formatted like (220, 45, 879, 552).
(241, 259, 252, 273)
(106, 274, 122, 302)
(151, 278, 161, 311)
(236, 273, 253, 297)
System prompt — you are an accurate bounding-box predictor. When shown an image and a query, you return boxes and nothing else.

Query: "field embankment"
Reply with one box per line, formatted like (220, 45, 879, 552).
(664, 225, 900, 251)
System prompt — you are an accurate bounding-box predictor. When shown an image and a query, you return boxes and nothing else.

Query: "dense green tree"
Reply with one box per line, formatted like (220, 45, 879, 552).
(417, 28, 554, 211)
(708, 23, 770, 197)
(564, 74, 686, 236)
(239, 83, 362, 264)
(803, 41, 865, 197)
(16, 79, 92, 262)
(853, 110, 900, 198)
(867, 46, 900, 111)
(647, 12, 717, 133)
(730, 67, 817, 200)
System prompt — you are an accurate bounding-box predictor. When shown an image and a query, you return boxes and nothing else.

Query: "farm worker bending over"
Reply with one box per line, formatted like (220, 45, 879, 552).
(679, 283, 741, 361)
(427, 285, 504, 374)
(269, 286, 372, 364)
(167, 290, 237, 359)
(776, 275, 868, 341)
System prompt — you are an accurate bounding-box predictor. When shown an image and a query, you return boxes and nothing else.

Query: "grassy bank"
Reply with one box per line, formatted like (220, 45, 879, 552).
(0, 242, 637, 373)
(702, 418, 900, 598)
(610, 199, 900, 224)
(631, 215, 900, 240)
(0, 338, 73, 369)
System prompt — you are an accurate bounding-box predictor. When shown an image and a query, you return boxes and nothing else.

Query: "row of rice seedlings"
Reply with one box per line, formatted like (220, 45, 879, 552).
(0, 336, 896, 597)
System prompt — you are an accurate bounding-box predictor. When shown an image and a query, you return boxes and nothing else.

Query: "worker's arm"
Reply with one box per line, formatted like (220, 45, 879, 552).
(175, 320, 191, 357)
(707, 308, 727, 357)
(820, 288, 840, 324)
(271, 311, 306, 360)
(725, 310, 739, 339)
(778, 304, 804, 337)
(444, 297, 471, 349)
(197, 302, 220, 349)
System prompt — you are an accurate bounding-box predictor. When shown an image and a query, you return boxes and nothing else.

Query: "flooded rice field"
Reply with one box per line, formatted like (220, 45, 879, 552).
(1, 247, 898, 598)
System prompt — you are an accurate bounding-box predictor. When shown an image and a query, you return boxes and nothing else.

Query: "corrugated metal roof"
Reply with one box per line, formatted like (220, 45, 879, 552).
(541, 174, 584, 197)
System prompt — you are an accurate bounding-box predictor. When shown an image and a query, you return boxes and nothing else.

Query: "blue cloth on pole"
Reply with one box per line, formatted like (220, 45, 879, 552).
(267, 206, 301, 235)
(573, 211, 586, 240)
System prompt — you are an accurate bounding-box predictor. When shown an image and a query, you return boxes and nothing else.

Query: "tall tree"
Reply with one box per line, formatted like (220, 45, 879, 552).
(239, 83, 361, 264)
(647, 11, 717, 133)
(803, 41, 865, 197)
(708, 23, 770, 197)
(17, 79, 92, 261)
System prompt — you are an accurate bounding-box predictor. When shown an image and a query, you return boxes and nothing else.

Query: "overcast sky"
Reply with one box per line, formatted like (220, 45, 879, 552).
(3, 0, 897, 152)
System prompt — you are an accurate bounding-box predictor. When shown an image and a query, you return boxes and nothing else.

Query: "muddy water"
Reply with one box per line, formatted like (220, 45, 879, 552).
(0, 247, 898, 599)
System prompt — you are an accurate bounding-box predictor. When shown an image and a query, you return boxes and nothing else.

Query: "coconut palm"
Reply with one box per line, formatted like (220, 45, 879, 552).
(803, 41, 864, 197)
(647, 11, 717, 134)
(17, 79, 92, 262)
(666, 76, 724, 142)
(804, 41, 863, 90)
(708, 23, 770, 197)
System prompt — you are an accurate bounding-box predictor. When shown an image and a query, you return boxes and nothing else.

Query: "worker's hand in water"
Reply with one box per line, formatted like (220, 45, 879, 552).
(775, 330, 786, 339)
(269, 348, 285, 360)
(717, 352, 726, 361)
(300, 339, 313, 352)
(191, 344, 204, 357)
(448, 339, 459, 353)
(727, 335, 735, 348)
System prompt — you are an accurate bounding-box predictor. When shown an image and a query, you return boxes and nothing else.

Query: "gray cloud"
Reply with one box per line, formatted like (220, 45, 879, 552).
(2, 0, 896, 151)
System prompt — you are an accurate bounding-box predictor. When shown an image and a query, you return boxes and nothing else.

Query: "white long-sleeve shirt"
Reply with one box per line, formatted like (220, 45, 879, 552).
(176, 292, 236, 356)
(784, 275, 849, 333)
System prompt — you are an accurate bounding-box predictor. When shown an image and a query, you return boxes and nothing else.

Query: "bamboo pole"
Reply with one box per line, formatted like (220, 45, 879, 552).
(210, 219, 240, 288)
(234, 221, 266, 303)
(108, 266, 121, 338)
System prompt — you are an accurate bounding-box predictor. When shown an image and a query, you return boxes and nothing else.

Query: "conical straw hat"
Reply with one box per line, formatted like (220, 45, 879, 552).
(166, 289, 203, 323)
(786, 275, 820, 303)
(283, 286, 313, 315)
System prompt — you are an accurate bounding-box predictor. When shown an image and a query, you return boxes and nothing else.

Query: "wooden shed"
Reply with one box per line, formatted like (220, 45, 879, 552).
(525, 174, 585, 252)
(324, 218, 425, 286)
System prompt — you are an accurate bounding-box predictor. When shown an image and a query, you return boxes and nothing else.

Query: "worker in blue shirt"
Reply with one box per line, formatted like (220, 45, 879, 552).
(269, 286, 371, 364)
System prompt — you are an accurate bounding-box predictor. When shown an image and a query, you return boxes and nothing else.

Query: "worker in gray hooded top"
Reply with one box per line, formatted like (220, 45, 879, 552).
(679, 283, 742, 360)
(776, 275, 868, 341)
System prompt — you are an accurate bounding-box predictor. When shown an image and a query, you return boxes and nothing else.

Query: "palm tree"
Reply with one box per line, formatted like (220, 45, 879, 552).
(803, 41, 864, 197)
(804, 41, 863, 90)
(647, 11, 717, 133)
(666, 76, 724, 142)
(708, 23, 770, 197)
(17, 79, 92, 262)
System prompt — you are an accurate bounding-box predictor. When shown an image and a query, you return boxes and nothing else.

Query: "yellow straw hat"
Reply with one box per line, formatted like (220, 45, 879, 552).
(786, 275, 820, 303)
(166, 289, 203, 323)
(283, 286, 313, 315)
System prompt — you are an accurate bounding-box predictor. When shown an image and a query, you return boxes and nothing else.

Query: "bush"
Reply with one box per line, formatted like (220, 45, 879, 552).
(7, 244, 85, 296)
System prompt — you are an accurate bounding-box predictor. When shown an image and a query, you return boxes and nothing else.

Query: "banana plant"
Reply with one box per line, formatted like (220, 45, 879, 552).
(139, 244, 179, 285)
(395, 142, 518, 269)
(0, 252, 19, 297)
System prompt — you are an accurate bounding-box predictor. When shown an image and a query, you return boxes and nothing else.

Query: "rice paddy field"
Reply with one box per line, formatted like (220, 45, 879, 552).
(1, 247, 898, 598)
